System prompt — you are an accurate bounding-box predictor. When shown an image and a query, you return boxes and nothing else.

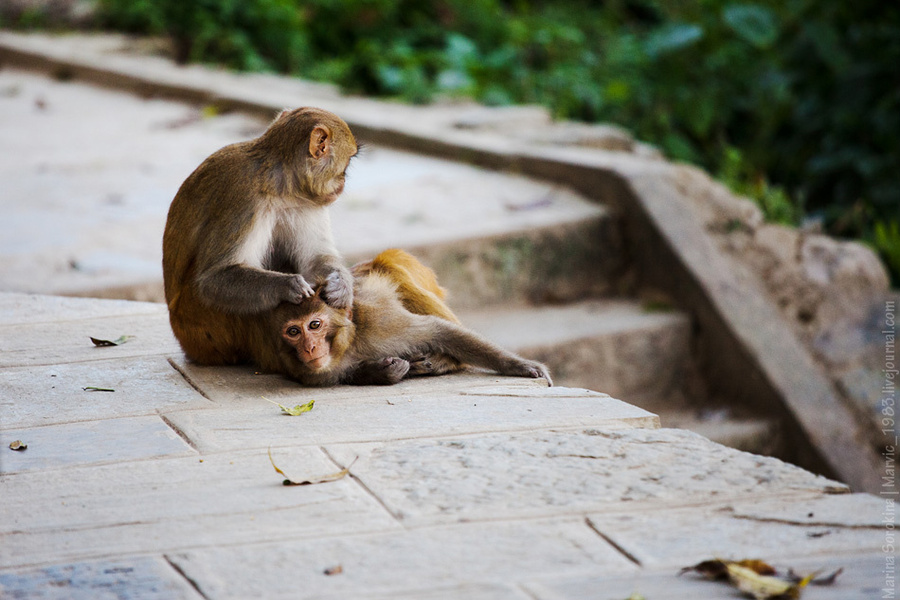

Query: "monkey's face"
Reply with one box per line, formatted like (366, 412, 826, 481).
(282, 312, 334, 371)
(309, 136, 356, 206)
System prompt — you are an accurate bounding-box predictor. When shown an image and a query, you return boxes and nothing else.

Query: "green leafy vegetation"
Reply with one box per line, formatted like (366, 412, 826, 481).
(13, 0, 900, 282)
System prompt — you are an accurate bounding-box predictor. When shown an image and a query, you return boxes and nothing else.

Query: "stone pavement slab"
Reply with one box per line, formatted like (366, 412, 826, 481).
(0, 308, 178, 368)
(587, 495, 882, 568)
(1, 355, 207, 429)
(172, 361, 559, 405)
(728, 492, 886, 527)
(166, 518, 634, 600)
(0, 293, 167, 324)
(162, 380, 656, 452)
(0, 415, 193, 474)
(0, 446, 399, 569)
(0, 556, 204, 600)
(324, 428, 845, 526)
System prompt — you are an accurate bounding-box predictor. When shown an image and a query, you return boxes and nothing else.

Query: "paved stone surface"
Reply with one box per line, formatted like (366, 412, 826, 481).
(1, 292, 886, 597)
(0, 292, 166, 324)
(162, 374, 656, 452)
(0, 301, 178, 368)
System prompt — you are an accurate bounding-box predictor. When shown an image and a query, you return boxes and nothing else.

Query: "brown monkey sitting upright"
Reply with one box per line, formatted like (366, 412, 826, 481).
(246, 249, 552, 386)
(163, 107, 358, 365)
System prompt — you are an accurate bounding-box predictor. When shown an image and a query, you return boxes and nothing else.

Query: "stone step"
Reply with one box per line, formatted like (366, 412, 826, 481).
(0, 67, 625, 306)
(349, 211, 622, 311)
(456, 299, 779, 454)
(457, 299, 690, 406)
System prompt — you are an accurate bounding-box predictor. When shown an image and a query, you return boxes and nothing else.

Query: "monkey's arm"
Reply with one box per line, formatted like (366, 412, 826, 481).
(192, 203, 321, 314)
(196, 264, 313, 314)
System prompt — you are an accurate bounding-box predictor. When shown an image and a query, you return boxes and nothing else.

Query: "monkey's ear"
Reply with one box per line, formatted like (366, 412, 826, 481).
(275, 108, 292, 121)
(309, 126, 332, 159)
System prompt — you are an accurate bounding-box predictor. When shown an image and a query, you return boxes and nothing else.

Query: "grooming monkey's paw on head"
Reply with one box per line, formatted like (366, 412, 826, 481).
(321, 269, 354, 309)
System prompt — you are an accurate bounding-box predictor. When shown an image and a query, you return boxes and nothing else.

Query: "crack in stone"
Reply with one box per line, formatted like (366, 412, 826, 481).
(164, 554, 211, 600)
(730, 513, 882, 530)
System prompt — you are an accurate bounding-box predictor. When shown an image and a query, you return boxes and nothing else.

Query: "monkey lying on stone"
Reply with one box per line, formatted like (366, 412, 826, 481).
(248, 249, 553, 386)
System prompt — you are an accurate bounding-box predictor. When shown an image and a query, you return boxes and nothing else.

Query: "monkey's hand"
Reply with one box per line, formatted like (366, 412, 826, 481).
(285, 274, 316, 303)
(351, 357, 410, 385)
(321, 270, 353, 309)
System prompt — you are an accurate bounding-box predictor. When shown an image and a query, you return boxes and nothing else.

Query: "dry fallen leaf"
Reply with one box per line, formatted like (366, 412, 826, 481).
(9, 440, 27, 451)
(682, 558, 828, 600)
(90, 335, 135, 347)
(267, 447, 358, 486)
(323, 565, 343, 576)
(679, 558, 775, 580)
(726, 563, 813, 600)
(264, 397, 315, 416)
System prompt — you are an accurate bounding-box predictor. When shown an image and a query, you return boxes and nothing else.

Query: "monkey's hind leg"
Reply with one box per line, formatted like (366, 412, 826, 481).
(407, 354, 464, 377)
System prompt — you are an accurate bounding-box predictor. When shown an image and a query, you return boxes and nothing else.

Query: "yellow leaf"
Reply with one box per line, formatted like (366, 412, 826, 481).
(726, 563, 808, 600)
(201, 104, 220, 118)
(263, 396, 314, 415)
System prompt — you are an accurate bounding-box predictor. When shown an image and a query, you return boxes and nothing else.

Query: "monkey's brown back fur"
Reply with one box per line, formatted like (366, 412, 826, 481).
(163, 145, 258, 365)
(352, 249, 461, 324)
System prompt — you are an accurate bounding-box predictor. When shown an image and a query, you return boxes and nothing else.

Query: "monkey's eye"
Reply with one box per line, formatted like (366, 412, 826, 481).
(309, 320, 322, 330)
(286, 326, 301, 337)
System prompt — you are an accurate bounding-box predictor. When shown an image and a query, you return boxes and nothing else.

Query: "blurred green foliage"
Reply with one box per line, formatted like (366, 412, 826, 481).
(32, 0, 900, 282)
